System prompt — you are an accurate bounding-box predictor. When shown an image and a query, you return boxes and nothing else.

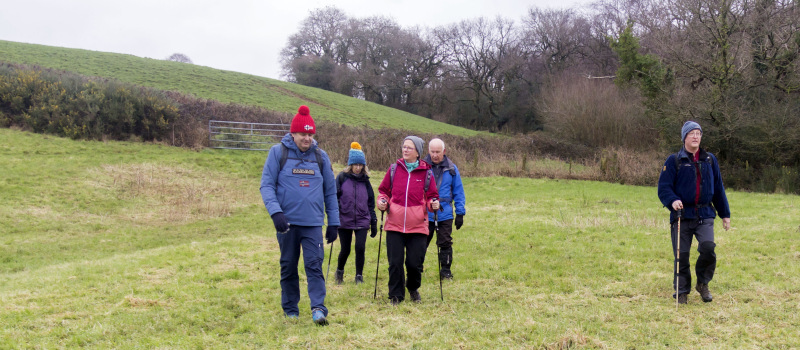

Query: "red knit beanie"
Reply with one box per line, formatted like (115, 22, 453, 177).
(290, 105, 316, 134)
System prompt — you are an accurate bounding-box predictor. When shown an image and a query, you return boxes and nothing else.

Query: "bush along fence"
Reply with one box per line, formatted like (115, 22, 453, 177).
(0, 63, 178, 141)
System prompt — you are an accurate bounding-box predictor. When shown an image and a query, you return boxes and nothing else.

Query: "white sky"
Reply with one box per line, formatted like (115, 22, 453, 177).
(1, 0, 588, 80)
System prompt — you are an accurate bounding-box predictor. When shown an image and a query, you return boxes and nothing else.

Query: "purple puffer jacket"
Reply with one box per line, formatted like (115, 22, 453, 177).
(336, 171, 377, 230)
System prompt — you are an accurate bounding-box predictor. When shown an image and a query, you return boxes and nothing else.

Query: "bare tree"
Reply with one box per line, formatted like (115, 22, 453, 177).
(436, 17, 523, 130)
(166, 53, 192, 64)
(344, 16, 404, 104)
(279, 6, 350, 81)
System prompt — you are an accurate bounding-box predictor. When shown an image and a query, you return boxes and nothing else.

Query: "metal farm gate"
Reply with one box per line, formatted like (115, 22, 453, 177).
(208, 120, 289, 151)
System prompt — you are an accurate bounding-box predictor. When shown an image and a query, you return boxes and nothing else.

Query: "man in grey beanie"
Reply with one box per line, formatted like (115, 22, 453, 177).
(658, 121, 731, 305)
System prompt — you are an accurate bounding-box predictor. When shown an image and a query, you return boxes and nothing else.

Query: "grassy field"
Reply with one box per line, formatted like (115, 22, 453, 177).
(2, 128, 799, 349)
(0, 40, 480, 137)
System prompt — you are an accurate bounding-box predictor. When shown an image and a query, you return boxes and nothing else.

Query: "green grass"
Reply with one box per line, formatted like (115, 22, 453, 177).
(2, 128, 799, 348)
(0, 40, 480, 137)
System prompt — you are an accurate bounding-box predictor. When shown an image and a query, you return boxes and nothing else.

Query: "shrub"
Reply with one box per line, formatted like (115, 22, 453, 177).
(0, 63, 178, 141)
(539, 76, 657, 150)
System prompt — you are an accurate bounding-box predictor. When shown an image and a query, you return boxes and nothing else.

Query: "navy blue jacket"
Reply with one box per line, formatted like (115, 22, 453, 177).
(259, 134, 340, 227)
(657, 147, 731, 223)
(336, 171, 377, 230)
(423, 155, 466, 222)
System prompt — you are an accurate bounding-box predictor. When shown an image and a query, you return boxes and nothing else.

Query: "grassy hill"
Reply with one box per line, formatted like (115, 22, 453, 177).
(2, 128, 798, 348)
(0, 40, 480, 137)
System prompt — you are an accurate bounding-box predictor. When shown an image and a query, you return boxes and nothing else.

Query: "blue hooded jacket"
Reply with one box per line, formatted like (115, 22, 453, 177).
(424, 155, 466, 222)
(259, 133, 340, 227)
(657, 147, 730, 223)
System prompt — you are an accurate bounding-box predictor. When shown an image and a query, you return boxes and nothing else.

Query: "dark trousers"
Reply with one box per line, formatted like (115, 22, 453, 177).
(426, 219, 454, 275)
(671, 218, 716, 295)
(385, 231, 427, 301)
(427, 219, 454, 249)
(337, 228, 368, 275)
(276, 225, 327, 316)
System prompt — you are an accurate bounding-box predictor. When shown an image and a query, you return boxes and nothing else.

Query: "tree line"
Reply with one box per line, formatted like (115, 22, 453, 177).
(280, 1, 800, 186)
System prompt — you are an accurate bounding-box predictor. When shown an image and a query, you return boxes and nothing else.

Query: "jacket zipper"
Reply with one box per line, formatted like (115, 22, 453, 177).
(351, 179, 357, 228)
(403, 166, 411, 232)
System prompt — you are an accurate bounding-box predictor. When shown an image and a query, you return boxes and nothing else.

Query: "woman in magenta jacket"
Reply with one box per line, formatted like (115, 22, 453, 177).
(376, 136, 439, 305)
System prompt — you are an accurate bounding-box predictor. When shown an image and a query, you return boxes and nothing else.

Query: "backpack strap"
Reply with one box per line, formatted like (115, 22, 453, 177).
(389, 162, 431, 192)
(314, 148, 324, 172)
(280, 143, 289, 171)
(279, 143, 324, 172)
(425, 169, 432, 192)
(389, 163, 397, 192)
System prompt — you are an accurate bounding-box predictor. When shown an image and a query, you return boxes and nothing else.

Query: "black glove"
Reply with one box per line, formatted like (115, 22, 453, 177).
(326, 226, 338, 244)
(455, 214, 464, 230)
(271, 212, 289, 233)
(370, 222, 377, 238)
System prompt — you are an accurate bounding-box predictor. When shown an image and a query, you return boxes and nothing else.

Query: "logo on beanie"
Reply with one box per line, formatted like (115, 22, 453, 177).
(304, 125, 314, 131)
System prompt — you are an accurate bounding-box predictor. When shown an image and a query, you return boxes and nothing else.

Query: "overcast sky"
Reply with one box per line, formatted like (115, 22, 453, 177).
(1, 0, 588, 80)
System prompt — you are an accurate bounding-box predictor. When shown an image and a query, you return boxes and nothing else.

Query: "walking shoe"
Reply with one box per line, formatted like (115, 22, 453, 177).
(409, 290, 421, 303)
(354, 274, 364, 284)
(677, 293, 688, 304)
(335, 269, 344, 285)
(390, 297, 402, 306)
(696, 283, 713, 302)
(285, 313, 299, 319)
(311, 309, 328, 326)
(440, 271, 453, 280)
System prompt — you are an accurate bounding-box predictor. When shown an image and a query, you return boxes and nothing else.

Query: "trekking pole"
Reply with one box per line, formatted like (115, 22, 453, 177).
(374, 207, 385, 299)
(326, 235, 334, 284)
(434, 202, 443, 302)
(675, 209, 682, 310)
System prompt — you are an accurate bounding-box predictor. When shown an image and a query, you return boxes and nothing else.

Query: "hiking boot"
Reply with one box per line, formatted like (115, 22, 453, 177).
(390, 297, 402, 306)
(334, 269, 344, 285)
(440, 271, 453, 280)
(409, 290, 421, 303)
(677, 293, 688, 304)
(312, 309, 328, 326)
(285, 313, 299, 319)
(696, 283, 713, 302)
(354, 274, 364, 284)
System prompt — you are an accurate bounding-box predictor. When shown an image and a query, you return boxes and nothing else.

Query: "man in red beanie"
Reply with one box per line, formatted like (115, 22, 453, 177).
(260, 105, 340, 325)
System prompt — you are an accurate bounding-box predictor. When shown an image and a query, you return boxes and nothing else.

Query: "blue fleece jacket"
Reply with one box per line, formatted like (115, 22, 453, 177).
(424, 155, 466, 222)
(259, 133, 340, 227)
(657, 147, 730, 223)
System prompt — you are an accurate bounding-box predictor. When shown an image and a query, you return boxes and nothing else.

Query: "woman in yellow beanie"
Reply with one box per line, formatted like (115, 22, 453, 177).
(334, 142, 378, 284)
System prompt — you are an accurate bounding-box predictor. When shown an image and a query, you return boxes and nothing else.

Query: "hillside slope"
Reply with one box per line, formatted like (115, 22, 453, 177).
(0, 40, 479, 136)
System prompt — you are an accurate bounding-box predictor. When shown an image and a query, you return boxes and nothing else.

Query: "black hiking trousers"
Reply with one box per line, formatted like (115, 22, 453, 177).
(671, 218, 716, 296)
(425, 219, 454, 275)
(337, 228, 368, 276)
(385, 231, 427, 302)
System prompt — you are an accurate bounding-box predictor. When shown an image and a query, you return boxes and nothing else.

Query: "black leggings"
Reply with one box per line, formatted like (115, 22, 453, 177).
(337, 228, 368, 275)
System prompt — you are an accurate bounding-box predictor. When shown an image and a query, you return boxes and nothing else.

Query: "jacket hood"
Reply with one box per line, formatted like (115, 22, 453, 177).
(679, 147, 708, 161)
(423, 154, 453, 170)
(281, 133, 318, 152)
(343, 171, 370, 182)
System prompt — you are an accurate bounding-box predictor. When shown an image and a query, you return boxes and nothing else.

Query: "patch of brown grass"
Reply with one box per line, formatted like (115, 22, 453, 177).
(545, 330, 607, 349)
(123, 295, 168, 308)
(92, 163, 258, 224)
